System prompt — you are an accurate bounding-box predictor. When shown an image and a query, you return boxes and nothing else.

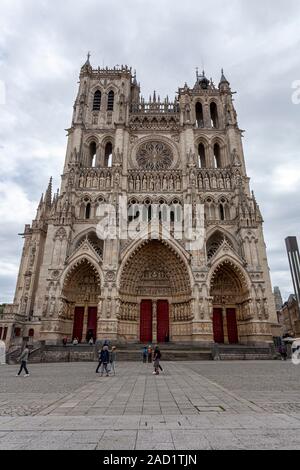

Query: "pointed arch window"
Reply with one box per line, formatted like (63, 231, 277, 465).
(104, 142, 113, 168)
(198, 143, 206, 168)
(85, 203, 91, 220)
(219, 198, 230, 221)
(196, 102, 204, 128)
(213, 143, 222, 168)
(210, 102, 219, 128)
(89, 141, 97, 167)
(93, 90, 101, 111)
(219, 204, 225, 221)
(107, 90, 114, 111)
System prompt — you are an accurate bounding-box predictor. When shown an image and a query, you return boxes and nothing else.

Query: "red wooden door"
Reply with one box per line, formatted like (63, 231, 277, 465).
(226, 308, 238, 344)
(87, 307, 97, 341)
(72, 307, 84, 343)
(140, 300, 152, 343)
(213, 308, 224, 344)
(157, 300, 169, 343)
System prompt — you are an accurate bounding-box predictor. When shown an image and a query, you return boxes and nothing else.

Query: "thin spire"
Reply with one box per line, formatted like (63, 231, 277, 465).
(220, 68, 229, 83)
(38, 193, 44, 208)
(133, 69, 137, 85)
(45, 177, 53, 207)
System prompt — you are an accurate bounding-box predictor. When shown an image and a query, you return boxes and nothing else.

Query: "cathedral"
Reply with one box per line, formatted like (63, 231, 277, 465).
(1, 56, 281, 350)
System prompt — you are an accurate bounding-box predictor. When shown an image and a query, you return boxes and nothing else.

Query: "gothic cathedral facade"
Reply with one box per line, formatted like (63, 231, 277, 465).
(1, 57, 281, 349)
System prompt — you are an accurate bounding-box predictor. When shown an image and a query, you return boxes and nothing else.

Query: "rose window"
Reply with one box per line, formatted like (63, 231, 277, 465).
(136, 141, 173, 170)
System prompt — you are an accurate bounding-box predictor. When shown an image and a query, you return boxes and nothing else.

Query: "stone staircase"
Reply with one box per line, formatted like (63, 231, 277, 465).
(19, 342, 276, 363)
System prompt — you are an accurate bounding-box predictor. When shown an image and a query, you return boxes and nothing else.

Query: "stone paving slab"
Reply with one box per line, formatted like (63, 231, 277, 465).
(0, 361, 300, 449)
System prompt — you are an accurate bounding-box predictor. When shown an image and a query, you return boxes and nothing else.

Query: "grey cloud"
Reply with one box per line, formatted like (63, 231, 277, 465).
(0, 0, 300, 302)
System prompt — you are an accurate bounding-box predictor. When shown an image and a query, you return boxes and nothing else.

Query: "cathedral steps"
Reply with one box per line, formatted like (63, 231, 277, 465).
(11, 342, 276, 363)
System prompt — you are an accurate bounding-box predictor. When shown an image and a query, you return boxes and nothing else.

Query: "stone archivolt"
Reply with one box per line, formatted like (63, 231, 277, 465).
(119, 240, 191, 299)
(62, 258, 101, 305)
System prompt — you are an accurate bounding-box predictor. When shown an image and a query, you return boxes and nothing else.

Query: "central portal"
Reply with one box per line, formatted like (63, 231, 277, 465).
(119, 240, 192, 343)
(140, 299, 170, 343)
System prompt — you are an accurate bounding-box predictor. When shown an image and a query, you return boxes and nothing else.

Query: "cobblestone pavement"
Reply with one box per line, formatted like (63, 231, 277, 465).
(0, 361, 300, 449)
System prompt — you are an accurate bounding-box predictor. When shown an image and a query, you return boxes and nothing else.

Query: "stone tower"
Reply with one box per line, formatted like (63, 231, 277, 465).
(1, 57, 281, 349)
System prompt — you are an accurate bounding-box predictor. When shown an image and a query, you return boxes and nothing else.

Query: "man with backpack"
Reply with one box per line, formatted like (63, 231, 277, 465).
(153, 346, 163, 375)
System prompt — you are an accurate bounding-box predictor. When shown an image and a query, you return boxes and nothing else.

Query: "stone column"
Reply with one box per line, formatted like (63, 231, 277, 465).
(152, 300, 157, 343)
(82, 303, 88, 342)
(222, 306, 228, 344)
(204, 103, 211, 129)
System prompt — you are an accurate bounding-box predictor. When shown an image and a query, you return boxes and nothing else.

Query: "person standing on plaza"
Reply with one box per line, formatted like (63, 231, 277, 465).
(109, 346, 117, 376)
(16, 345, 30, 377)
(142, 346, 148, 363)
(99, 343, 110, 377)
(147, 345, 153, 363)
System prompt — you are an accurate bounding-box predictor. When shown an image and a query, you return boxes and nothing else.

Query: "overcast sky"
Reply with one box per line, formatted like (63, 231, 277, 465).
(0, 0, 300, 304)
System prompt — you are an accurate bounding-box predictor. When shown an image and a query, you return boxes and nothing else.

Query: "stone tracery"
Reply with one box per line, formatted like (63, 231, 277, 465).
(136, 141, 173, 171)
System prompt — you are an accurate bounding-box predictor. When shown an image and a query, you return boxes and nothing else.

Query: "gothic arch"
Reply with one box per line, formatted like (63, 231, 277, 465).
(85, 135, 100, 146)
(70, 228, 104, 258)
(61, 255, 104, 292)
(100, 134, 115, 147)
(118, 239, 193, 299)
(118, 237, 193, 291)
(208, 256, 251, 293)
(206, 227, 239, 251)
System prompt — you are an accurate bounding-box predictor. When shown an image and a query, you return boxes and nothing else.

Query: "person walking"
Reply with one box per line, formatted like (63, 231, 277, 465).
(96, 340, 109, 373)
(99, 344, 110, 377)
(95, 347, 103, 373)
(142, 346, 148, 363)
(16, 345, 30, 377)
(109, 346, 117, 376)
(279, 343, 288, 361)
(147, 345, 153, 364)
(153, 346, 162, 375)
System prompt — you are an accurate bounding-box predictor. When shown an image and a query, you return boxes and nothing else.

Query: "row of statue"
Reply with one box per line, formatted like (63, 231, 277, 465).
(118, 303, 138, 321)
(76, 169, 121, 190)
(171, 303, 193, 321)
(190, 171, 232, 190)
(128, 172, 182, 192)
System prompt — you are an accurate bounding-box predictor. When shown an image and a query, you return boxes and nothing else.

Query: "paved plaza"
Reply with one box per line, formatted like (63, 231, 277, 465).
(0, 361, 300, 449)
